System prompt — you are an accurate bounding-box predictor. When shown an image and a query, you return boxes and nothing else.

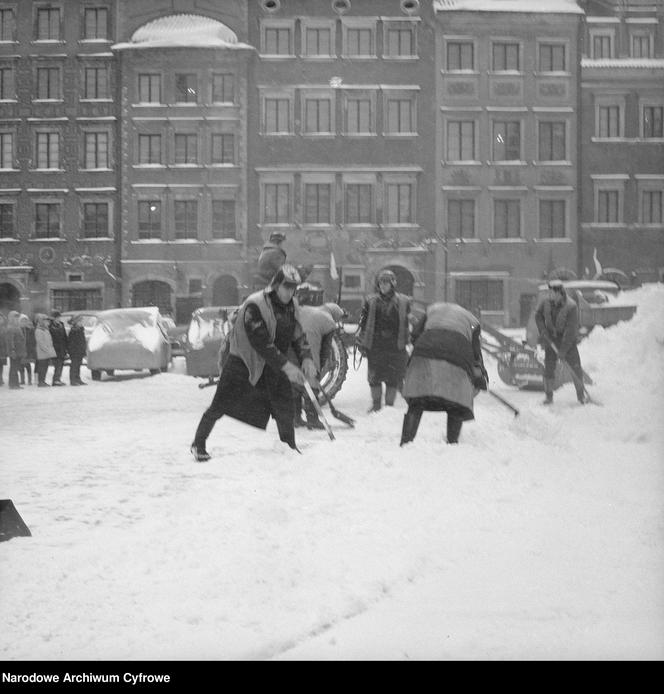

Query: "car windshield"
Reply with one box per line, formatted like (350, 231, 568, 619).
(98, 311, 156, 334)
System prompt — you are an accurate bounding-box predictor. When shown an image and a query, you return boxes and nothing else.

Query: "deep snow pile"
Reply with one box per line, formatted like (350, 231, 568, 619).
(0, 284, 662, 661)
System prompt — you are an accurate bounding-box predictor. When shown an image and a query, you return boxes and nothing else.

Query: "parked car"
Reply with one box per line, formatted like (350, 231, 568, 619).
(182, 306, 236, 380)
(160, 314, 187, 358)
(86, 306, 172, 381)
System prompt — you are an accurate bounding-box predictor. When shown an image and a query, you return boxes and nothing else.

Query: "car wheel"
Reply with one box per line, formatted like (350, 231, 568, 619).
(160, 365, 169, 373)
(91, 370, 101, 381)
(149, 368, 160, 375)
(105, 369, 114, 377)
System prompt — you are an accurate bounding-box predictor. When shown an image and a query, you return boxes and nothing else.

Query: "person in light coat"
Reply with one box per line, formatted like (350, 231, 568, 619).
(5, 310, 27, 389)
(34, 313, 57, 387)
(400, 302, 488, 445)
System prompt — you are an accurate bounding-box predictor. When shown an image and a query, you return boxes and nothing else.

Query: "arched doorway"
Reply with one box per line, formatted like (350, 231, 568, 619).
(132, 280, 173, 316)
(212, 275, 239, 306)
(0, 282, 21, 314)
(382, 265, 415, 296)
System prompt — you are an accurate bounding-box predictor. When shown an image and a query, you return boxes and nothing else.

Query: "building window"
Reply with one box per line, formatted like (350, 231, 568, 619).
(138, 74, 160, 103)
(138, 201, 161, 239)
(540, 200, 566, 238)
(138, 134, 161, 165)
(385, 183, 413, 224)
(591, 33, 613, 59)
(175, 73, 197, 103)
(263, 26, 292, 55)
(643, 106, 663, 139)
(598, 105, 620, 138)
(385, 96, 415, 134)
(304, 183, 331, 224)
(597, 189, 620, 223)
(0, 8, 16, 42)
(447, 41, 473, 70)
(264, 183, 290, 224)
(36, 7, 61, 41)
(303, 25, 333, 57)
(51, 287, 103, 312)
(211, 73, 234, 103)
(641, 190, 663, 224)
(538, 121, 566, 161)
(494, 199, 521, 239)
(539, 43, 566, 72)
(82, 202, 109, 238)
(83, 66, 108, 99)
(174, 200, 198, 239)
(174, 134, 198, 165)
(0, 132, 13, 168)
(456, 278, 504, 313)
(84, 132, 109, 169)
(344, 26, 374, 57)
(631, 33, 652, 59)
(492, 121, 520, 161)
(35, 131, 59, 169)
(492, 42, 520, 71)
(447, 120, 475, 161)
(447, 199, 475, 238)
(345, 184, 372, 224)
(0, 66, 14, 99)
(211, 200, 236, 239)
(36, 66, 61, 100)
(83, 7, 109, 40)
(211, 133, 234, 164)
(264, 97, 291, 134)
(0, 203, 15, 238)
(304, 97, 332, 134)
(346, 97, 373, 134)
(384, 24, 416, 58)
(34, 202, 61, 238)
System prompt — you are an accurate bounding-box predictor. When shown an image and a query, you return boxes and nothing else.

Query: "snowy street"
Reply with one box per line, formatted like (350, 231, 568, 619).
(1, 284, 663, 661)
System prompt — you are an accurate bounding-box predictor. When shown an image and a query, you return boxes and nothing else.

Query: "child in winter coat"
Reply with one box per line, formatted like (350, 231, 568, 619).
(35, 314, 57, 387)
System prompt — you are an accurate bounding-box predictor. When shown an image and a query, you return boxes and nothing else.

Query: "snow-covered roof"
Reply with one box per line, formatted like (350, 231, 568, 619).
(582, 58, 664, 69)
(112, 14, 253, 51)
(434, 0, 583, 13)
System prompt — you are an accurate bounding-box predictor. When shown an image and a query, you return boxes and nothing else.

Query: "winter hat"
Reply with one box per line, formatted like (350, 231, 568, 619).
(7, 310, 19, 323)
(376, 269, 397, 290)
(321, 302, 346, 322)
(548, 279, 565, 292)
(269, 231, 286, 243)
(50, 310, 61, 318)
(269, 263, 301, 291)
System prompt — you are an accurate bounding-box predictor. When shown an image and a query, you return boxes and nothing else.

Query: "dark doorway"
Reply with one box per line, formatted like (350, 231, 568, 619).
(132, 280, 173, 316)
(383, 265, 414, 296)
(212, 275, 239, 306)
(0, 282, 20, 314)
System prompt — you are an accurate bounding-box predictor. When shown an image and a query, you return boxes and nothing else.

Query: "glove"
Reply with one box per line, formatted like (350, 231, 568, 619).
(301, 358, 318, 386)
(282, 360, 304, 386)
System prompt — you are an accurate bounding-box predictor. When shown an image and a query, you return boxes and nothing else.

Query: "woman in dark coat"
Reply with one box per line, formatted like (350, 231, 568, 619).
(48, 310, 68, 386)
(400, 302, 488, 445)
(67, 315, 88, 385)
(191, 264, 317, 462)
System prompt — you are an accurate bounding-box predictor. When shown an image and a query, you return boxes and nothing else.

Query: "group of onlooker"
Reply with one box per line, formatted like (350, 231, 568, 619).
(0, 310, 87, 390)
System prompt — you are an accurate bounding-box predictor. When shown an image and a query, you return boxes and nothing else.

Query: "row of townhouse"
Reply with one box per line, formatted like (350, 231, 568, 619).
(0, 0, 662, 326)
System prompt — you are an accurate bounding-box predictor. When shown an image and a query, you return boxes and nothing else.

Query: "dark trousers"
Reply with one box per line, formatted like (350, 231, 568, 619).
(544, 343, 584, 396)
(52, 356, 65, 383)
(20, 362, 32, 385)
(36, 359, 50, 384)
(400, 404, 464, 445)
(69, 356, 83, 384)
(8, 357, 22, 388)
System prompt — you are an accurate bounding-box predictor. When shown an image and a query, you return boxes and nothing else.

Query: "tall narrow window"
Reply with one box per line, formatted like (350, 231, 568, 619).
(36, 7, 61, 41)
(264, 183, 290, 224)
(494, 199, 521, 239)
(0, 66, 14, 99)
(174, 200, 198, 239)
(174, 134, 198, 165)
(642, 190, 663, 224)
(0, 203, 15, 238)
(0, 133, 13, 168)
(492, 43, 520, 71)
(83, 202, 109, 238)
(592, 35, 612, 59)
(598, 106, 620, 138)
(34, 202, 61, 238)
(346, 98, 372, 134)
(539, 44, 566, 72)
(212, 200, 237, 239)
(175, 73, 197, 103)
(37, 67, 61, 100)
(211, 73, 234, 103)
(631, 34, 651, 58)
(447, 41, 473, 70)
(83, 66, 108, 99)
(138, 74, 160, 103)
(0, 8, 16, 42)
(447, 121, 475, 161)
(540, 200, 566, 238)
(304, 98, 331, 134)
(345, 184, 372, 224)
(385, 27, 414, 57)
(35, 132, 59, 169)
(346, 28, 373, 57)
(264, 27, 291, 55)
(304, 183, 331, 224)
(643, 106, 663, 138)
(84, 132, 109, 169)
(386, 183, 413, 224)
(447, 199, 475, 238)
(597, 190, 619, 223)
(305, 27, 332, 57)
(138, 134, 161, 165)
(138, 201, 161, 239)
(456, 278, 504, 313)
(83, 7, 108, 40)
(211, 134, 234, 164)
(492, 121, 520, 161)
(539, 122, 566, 161)
(264, 98, 290, 134)
(386, 98, 414, 134)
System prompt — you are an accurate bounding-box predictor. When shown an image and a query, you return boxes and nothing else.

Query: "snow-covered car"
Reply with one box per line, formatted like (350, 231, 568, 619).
(183, 305, 236, 380)
(86, 306, 172, 381)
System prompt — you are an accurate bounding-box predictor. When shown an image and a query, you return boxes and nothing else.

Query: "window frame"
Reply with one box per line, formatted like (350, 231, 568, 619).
(137, 199, 163, 240)
(343, 175, 375, 226)
(81, 62, 110, 101)
(343, 90, 376, 136)
(301, 19, 335, 59)
(492, 197, 522, 240)
(211, 72, 235, 104)
(383, 176, 416, 226)
(445, 37, 475, 72)
(538, 198, 567, 239)
(81, 5, 110, 42)
(210, 132, 235, 165)
(81, 199, 111, 239)
(341, 18, 376, 59)
(446, 197, 476, 240)
(137, 133, 162, 166)
(383, 89, 417, 136)
(382, 19, 418, 60)
(0, 63, 15, 100)
(0, 6, 17, 43)
(34, 4, 63, 42)
(34, 129, 61, 170)
(137, 73, 162, 104)
(33, 199, 62, 239)
(537, 40, 567, 73)
(594, 96, 625, 140)
(640, 101, 664, 140)
(491, 119, 522, 162)
(173, 198, 199, 240)
(592, 176, 626, 225)
(301, 89, 335, 137)
(173, 132, 199, 166)
(174, 72, 198, 104)
(445, 117, 477, 162)
(537, 119, 568, 162)
(81, 129, 111, 170)
(211, 198, 237, 240)
(0, 199, 16, 238)
(491, 40, 522, 72)
(261, 177, 292, 226)
(35, 64, 62, 101)
(637, 179, 664, 226)
(0, 130, 15, 169)
(260, 19, 295, 58)
(589, 29, 615, 59)
(261, 89, 294, 136)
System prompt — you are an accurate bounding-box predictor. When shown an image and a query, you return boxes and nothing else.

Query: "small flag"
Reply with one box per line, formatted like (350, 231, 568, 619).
(330, 251, 338, 280)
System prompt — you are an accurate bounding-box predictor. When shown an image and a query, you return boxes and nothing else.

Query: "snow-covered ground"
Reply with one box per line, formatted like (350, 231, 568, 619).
(1, 284, 663, 661)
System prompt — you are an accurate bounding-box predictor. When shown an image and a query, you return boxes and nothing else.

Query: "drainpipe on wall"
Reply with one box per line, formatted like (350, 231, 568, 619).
(576, 13, 585, 279)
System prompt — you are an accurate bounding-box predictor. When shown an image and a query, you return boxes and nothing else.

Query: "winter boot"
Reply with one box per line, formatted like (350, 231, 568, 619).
(542, 378, 554, 405)
(367, 385, 382, 413)
(190, 444, 211, 462)
(446, 415, 463, 444)
(293, 393, 306, 427)
(399, 407, 423, 446)
(385, 386, 397, 407)
(576, 387, 587, 405)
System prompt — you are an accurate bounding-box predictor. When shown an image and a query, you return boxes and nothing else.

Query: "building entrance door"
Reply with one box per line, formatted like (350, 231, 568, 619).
(0, 282, 20, 313)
